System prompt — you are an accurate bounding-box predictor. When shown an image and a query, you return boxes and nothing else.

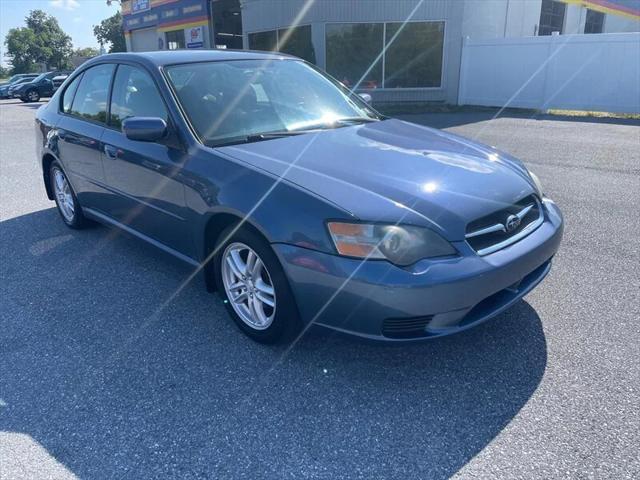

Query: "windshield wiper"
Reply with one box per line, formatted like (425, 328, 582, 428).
(247, 131, 307, 141)
(288, 117, 380, 132)
(210, 130, 307, 148)
(209, 119, 382, 148)
(333, 117, 380, 125)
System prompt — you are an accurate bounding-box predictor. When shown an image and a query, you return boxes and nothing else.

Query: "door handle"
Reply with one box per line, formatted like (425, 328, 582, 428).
(104, 144, 118, 160)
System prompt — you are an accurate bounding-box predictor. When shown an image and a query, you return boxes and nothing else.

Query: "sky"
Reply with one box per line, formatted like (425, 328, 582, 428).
(0, 0, 121, 66)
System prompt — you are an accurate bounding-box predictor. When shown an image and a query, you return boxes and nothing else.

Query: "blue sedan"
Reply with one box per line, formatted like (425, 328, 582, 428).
(35, 50, 563, 343)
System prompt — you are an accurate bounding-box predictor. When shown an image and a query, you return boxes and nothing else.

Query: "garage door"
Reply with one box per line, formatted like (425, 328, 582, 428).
(130, 27, 158, 52)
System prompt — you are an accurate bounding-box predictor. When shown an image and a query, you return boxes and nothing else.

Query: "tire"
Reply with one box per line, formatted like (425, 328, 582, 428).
(213, 225, 301, 344)
(49, 161, 88, 229)
(24, 89, 40, 102)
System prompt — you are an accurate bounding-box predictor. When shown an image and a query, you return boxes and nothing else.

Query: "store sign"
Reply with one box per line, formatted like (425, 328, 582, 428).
(186, 26, 204, 48)
(132, 0, 150, 13)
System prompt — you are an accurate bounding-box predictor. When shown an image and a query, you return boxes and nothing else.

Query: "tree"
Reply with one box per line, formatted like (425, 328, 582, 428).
(94, 12, 126, 53)
(4, 28, 38, 73)
(4, 10, 73, 73)
(74, 47, 100, 58)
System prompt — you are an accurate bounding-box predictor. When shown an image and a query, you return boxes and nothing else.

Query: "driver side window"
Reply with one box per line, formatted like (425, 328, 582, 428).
(109, 65, 168, 130)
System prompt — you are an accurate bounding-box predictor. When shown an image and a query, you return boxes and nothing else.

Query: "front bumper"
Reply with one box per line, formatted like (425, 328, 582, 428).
(274, 199, 563, 341)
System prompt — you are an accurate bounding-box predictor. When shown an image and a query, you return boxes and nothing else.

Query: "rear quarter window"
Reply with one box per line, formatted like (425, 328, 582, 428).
(61, 74, 83, 114)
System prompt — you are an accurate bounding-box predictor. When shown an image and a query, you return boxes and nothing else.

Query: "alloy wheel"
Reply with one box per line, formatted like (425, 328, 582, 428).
(52, 168, 75, 222)
(27, 91, 39, 102)
(221, 242, 276, 330)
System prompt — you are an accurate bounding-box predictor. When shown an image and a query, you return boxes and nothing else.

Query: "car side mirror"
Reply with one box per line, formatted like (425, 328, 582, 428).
(122, 117, 168, 142)
(358, 92, 372, 104)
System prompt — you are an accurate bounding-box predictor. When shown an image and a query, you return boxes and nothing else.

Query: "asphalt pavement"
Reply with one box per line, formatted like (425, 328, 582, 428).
(1, 98, 639, 479)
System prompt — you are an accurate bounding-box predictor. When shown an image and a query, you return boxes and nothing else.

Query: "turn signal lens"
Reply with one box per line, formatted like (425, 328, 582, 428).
(327, 222, 456, 266)
(327, 223, 386, 259)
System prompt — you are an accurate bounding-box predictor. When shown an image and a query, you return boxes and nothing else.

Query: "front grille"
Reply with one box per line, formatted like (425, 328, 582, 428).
(382, 316, 432, 339)
(466, 195, 543, 256)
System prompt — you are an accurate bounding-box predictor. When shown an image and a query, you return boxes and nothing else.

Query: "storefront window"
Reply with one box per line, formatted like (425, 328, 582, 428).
(326, 23, 383, 90)
(248, 30, 277, 52)
(326, 22, 444, 90)
(538, 0, 566, 36)
(165, 29, 185, 50)
(384, 21, 444, 88)
(249, 26, 315, 64)
(277, 25, 315, 64)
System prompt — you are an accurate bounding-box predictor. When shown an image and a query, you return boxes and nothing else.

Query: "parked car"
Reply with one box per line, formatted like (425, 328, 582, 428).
(12, 70, 72, 102)
(0, 75, 38, 99)
(35, 51, 563, 344)
(0, 73, 38, 86)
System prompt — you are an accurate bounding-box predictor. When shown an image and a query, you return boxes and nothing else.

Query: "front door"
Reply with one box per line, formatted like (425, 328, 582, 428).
(57, 64, 115, 209)
(100, 63, 192, 257)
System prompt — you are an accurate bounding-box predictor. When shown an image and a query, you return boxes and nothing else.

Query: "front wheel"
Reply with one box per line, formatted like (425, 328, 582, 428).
(213, 226, 301, 344)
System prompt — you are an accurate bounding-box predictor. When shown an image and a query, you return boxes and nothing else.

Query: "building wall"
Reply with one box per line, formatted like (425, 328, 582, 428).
(603, 13, 640, 32)
(122, 0, 213, 52)
(461, 0, 542, 39)
(241, 0, 466, 104)
(461, 1, 638, 38)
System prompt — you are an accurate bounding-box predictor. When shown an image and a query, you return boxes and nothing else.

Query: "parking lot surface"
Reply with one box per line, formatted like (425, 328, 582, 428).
(1, 98, 639, 479)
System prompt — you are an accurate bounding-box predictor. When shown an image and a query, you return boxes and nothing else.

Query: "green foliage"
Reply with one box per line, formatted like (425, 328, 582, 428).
(93, 12, 126, 53)
(4, 10, 73, 73)
(74, 47, 100, 58)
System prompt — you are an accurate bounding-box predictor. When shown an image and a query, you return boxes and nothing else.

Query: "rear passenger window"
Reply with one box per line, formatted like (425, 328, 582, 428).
(109, 65, 168, 130)
(70, 64, 115, 124)
(62, 74, 82, 113)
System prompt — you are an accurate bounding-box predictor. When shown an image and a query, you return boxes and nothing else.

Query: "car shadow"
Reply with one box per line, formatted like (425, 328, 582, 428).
(15, 102, 45, 109)
(1, 208, 548, 479)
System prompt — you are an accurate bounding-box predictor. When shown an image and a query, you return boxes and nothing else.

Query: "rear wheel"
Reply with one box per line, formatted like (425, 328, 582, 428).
(213, 226, 300, 343)
(50, 161, 88, 229)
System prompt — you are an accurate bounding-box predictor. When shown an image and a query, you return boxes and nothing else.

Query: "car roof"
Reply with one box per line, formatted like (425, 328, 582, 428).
(85, 49, 294, 69)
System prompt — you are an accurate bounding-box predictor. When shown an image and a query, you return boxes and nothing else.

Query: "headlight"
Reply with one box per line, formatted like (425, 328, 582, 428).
(327, 222, 456, 266)
(528, 169, 544, 197)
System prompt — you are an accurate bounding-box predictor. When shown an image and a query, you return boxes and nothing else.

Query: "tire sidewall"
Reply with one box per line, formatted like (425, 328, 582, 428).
(26, 89, 40, 102)
(213, 225, 300, 344)
(50, 161, 83, 228)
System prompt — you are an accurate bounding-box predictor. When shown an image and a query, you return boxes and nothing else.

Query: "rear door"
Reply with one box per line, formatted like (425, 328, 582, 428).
(56, 64, 115, 208)
(100, 63, 192, 257)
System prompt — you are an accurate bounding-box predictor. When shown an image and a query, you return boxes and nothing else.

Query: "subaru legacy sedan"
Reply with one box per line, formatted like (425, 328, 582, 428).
(35, 51, 563, 343)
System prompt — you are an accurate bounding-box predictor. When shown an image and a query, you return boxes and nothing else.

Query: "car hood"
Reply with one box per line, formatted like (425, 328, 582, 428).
(218, 119, 537, 241)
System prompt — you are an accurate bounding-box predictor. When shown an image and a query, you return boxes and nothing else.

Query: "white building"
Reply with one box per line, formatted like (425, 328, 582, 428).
(240, 0, 640, 103)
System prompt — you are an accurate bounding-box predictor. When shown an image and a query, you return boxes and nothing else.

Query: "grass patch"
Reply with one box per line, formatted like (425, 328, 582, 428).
(546, 109, 640, 120)
(372, 102, 640, 120)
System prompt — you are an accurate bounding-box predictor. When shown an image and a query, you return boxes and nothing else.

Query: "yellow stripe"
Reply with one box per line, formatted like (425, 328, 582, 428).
(157, 19, 208, 32)
(562, 0, 640, 19)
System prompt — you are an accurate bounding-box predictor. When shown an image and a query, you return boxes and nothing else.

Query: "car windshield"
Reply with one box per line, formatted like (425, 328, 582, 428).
(165, 59, 380, 147)
(31, 72, 49, 83)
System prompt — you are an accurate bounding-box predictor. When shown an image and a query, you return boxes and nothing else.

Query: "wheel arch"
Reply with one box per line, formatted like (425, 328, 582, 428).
(202, 210, 271, 292)
(42, 153, 57, 200)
